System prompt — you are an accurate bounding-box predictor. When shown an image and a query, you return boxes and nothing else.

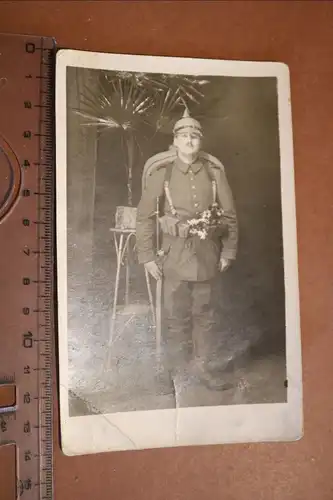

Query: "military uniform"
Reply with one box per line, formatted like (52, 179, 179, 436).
(136, 112, 238, 386)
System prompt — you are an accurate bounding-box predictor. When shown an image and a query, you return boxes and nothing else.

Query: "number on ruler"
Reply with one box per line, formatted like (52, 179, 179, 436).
(25, 42, 35, 53)
(23, 131, 32, 139)
(24, 365, 31, 374)
(22, 478, 32, 490)
(22, 331, 33, 348)
(23, 392, 31, 404)
(23, 277, 30, 285)
(24, 450, 32, 461)
(17, 478, 33, 498)
(24, 101, 32, 109)
(23, 421, 31, 434)
(0, 417, 7, 432)
(23, 160, 30, 169)
(23, 247, 30, 256)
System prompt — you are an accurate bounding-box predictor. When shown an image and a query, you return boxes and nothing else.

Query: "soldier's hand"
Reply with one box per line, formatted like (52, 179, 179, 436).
(219, 257, 231, 272)
(159, 215, 178, 237)
(145, 260, 162, 280)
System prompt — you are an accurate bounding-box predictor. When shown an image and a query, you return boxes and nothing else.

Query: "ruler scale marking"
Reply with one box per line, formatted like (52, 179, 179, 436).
(0, 34, 55, 500)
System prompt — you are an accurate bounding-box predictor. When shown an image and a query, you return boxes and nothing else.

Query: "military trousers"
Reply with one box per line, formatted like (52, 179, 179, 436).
(162, 277, 217, 374)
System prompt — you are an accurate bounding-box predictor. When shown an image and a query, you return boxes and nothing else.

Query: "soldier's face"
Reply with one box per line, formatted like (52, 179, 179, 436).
(174, 131, 202, 157)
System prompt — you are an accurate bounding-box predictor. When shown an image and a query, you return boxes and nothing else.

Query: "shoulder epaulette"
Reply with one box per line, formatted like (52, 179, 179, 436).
(142, 148, 177, 189)
(199, 152, 225, 172)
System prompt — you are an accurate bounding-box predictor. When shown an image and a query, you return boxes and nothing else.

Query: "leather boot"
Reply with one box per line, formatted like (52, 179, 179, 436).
(190, 358, 233, 391)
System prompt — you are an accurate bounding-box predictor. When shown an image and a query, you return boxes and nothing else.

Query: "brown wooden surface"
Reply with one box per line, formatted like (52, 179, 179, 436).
(0, 1, 333, 499)
(0, 444, 16, 500)
(0, 384, 16, 408)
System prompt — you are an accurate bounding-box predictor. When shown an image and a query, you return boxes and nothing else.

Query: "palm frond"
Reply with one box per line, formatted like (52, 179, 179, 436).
(73, 109, 121, 128)
(74, 70, 210, 141)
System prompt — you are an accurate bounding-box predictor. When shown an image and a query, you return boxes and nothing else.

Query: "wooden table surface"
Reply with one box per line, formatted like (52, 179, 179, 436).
(0, 1, 333, 499)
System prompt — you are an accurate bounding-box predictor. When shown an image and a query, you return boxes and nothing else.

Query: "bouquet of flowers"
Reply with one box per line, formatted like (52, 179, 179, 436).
(187, 203, 226, 240)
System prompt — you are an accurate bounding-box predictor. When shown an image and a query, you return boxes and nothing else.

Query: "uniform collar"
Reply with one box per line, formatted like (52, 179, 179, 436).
(175, 156, 202, 174)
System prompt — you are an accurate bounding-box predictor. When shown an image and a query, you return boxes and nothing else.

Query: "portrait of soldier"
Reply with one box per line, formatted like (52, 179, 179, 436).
(136, 108, 238, 391)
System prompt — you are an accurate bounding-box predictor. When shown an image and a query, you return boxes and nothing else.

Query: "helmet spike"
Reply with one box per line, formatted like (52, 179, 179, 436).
(173, 104, 203, 137)
(182, 105, 190, 118)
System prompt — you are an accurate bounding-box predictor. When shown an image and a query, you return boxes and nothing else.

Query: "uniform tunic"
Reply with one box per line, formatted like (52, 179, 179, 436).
(136, 156, 238, 281)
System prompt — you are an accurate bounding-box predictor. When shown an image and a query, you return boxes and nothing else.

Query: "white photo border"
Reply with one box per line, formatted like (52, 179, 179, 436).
(55, 49, 303, 456)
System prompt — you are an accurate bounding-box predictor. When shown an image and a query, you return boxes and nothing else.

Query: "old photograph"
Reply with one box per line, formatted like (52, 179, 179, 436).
(56, 50, 302, 455)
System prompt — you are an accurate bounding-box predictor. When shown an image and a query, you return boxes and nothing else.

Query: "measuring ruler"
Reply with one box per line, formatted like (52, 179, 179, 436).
(0, 33, 55, 499)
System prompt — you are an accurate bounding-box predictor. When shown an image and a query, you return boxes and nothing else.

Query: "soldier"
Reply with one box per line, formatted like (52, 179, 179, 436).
(136, 109, 238, 390)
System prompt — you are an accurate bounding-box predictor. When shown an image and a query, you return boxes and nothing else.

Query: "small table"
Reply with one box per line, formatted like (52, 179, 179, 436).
(108, 227, 156, 344)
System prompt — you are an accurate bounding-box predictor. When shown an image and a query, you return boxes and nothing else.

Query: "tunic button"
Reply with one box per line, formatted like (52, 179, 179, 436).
(192, 185, 195, 189)
(193, 194, 197, 198)
(194, 203, 198, 208)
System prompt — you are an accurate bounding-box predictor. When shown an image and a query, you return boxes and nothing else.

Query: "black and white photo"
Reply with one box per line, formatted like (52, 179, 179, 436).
(56, 50, 302, 455)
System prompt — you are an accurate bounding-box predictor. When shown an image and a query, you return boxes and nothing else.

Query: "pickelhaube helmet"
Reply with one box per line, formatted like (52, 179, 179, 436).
(173, 107, 203, 137)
